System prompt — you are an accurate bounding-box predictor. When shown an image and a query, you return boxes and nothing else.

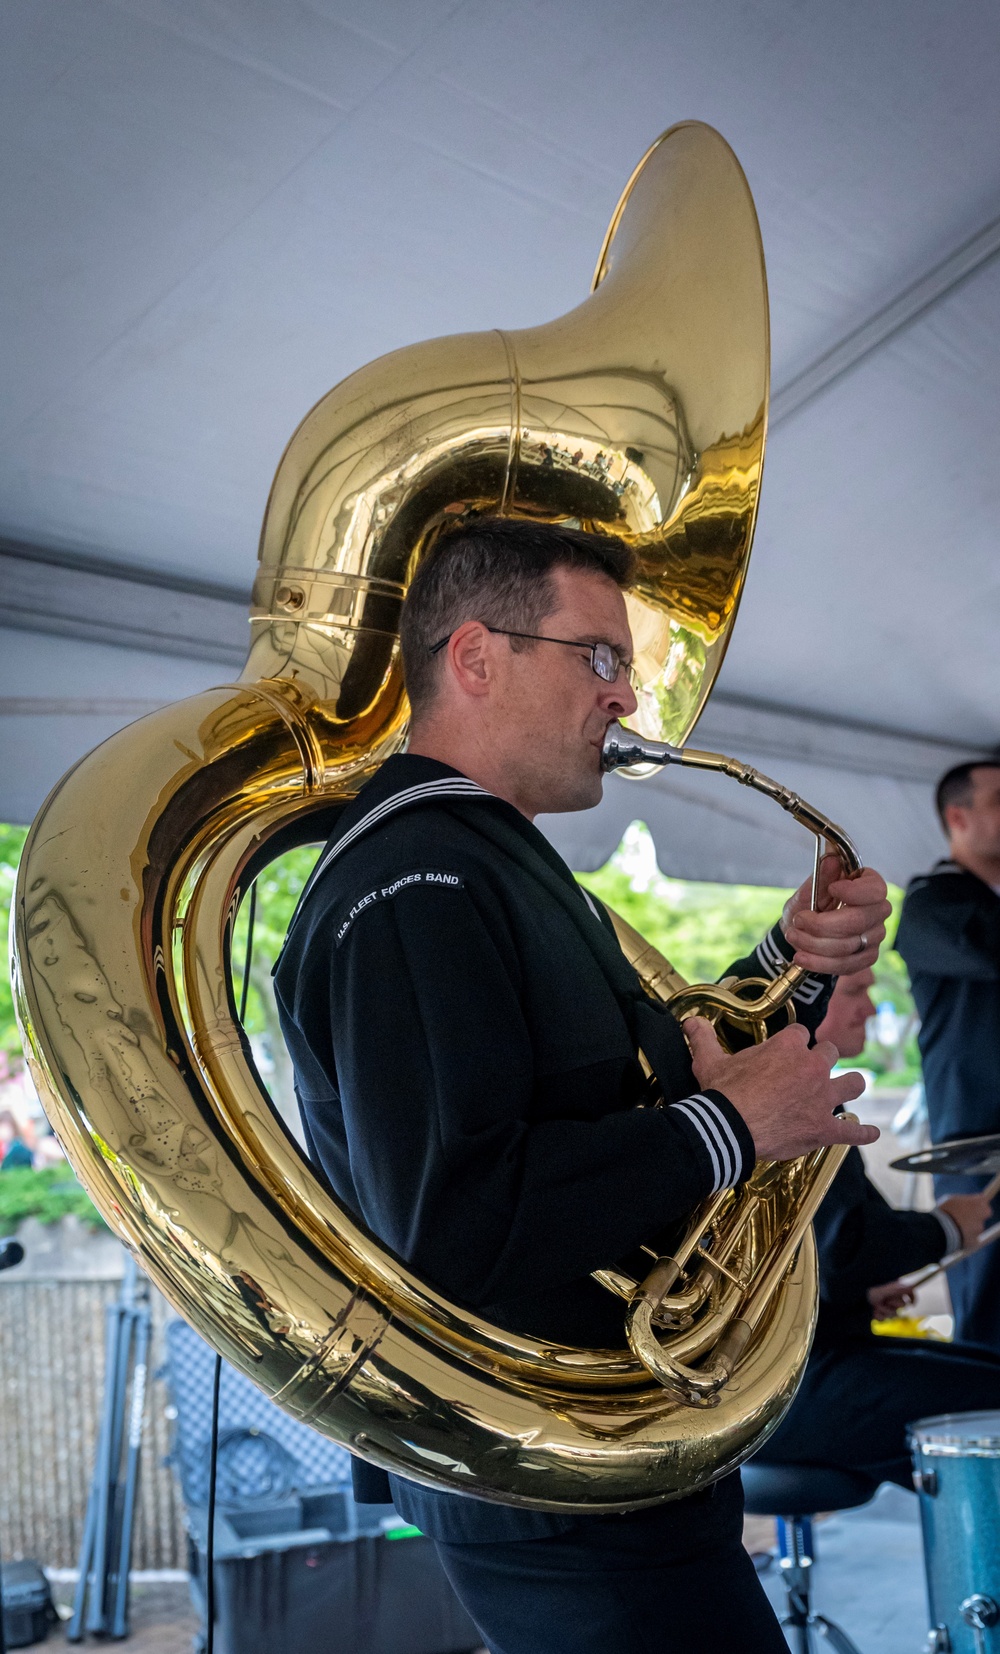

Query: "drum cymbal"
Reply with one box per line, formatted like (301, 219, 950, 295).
(891, 1132, 1000, 1176)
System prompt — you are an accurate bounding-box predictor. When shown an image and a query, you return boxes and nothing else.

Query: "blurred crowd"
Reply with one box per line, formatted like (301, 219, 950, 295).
(0, 1050, 63, 1169)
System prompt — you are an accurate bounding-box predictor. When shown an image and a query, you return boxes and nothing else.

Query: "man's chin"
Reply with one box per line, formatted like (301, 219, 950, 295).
(542, 775, 605, 816)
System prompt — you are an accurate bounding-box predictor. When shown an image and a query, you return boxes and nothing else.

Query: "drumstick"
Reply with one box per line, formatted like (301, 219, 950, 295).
(899, 1218, 1000, 1291)
(878, 1168, 1000, 1297)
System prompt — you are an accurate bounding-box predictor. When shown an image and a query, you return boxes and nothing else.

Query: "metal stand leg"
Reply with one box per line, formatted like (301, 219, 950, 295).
(775, 1516, 865, 1654)
(111, 1277, 151, 1638)
(68, 1254, 148, 1642)
(68, 1298, 124, 1641)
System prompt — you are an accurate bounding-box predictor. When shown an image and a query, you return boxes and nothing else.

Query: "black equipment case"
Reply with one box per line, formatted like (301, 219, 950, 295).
(163, 1320, 479, 1654)
(0, 1561, 57, 1648)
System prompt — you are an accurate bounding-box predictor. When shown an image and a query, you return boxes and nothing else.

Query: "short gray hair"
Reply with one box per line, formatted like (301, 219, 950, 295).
(400, 517, 634, 714)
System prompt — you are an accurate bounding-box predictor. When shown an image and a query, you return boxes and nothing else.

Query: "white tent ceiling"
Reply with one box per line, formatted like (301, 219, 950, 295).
(2, 0, 998, 885)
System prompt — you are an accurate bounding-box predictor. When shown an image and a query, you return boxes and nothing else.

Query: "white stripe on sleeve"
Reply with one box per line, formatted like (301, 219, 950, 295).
(755, 927, 826, 1005)
(687, 1096, 734, 1186)
(671, 1101, 724, 1192)
(669, 1094, 745, 1193)
(755, 928, 787, 979)
(695, 1093, 744, 1185)
(934, 1208, 963, 1256)
(792, 975, 826, 1006)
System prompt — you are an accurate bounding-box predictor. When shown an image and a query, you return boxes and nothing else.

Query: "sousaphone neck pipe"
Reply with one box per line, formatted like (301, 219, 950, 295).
(601, 721, 861, 1034)
(601, 723, 861, 879)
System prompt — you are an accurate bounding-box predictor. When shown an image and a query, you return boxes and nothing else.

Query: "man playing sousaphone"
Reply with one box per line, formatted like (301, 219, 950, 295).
(275, 516, 890, 1653)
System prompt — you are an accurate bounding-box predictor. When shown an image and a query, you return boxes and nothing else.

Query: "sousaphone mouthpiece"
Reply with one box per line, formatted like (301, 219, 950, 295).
(601, 723, 685, 772)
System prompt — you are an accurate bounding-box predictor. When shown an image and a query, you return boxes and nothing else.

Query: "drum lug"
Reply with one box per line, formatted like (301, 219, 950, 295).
(961, 1595, 1000, 1629)
(925, 1628, 951, 1653)
(913, 1468, 938, 1497)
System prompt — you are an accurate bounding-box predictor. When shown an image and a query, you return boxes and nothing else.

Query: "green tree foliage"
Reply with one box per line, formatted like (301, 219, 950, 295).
(230, 845, 321, 1035)
(579, 823, 921, 1085)
(0, 1165, 107, 1230)
(579, 861, 790, 985)
(230, 845, 321, 1124)
(0, 825, 29, 1056)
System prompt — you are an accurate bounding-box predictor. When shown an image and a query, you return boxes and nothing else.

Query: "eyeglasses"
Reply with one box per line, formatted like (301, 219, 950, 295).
(429, 626, 638, 689)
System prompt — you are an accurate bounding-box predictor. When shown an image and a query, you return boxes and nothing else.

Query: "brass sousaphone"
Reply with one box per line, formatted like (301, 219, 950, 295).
(11, 123, 858, 1511)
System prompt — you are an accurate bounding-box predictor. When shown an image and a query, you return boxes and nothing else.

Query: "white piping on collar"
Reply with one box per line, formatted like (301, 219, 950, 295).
(299, 777, 492, 909)
(580, 887, 603, 921)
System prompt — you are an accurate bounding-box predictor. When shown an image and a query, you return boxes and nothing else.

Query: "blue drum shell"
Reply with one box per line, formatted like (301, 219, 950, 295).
(911, 1411, 1000, 1654)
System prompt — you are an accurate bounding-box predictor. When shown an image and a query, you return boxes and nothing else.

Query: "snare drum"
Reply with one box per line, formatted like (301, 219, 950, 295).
(910, 1412, 1000, 1653)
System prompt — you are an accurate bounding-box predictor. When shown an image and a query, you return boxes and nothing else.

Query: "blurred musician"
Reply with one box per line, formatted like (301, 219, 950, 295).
(754, 969, 1000, 1490)
(896, 760, 1000, 1350)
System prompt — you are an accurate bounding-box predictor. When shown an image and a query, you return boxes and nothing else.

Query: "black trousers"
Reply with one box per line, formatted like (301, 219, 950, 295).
(757, 1332, 1000, 1486)
(433, 1487, 787, 1654)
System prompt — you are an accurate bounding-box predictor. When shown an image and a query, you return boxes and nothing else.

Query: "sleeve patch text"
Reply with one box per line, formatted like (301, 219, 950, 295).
(336, 870, 465, 944)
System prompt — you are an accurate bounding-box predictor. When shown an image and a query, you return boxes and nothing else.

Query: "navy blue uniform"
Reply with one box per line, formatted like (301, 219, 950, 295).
(755, 1148, 1000, 1487)
(274, 754, 831, 1651)
(896, 859, 1000, 1349)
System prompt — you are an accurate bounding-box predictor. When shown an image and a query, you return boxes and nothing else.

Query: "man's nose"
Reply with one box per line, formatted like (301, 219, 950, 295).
(604, 672, 638, 718)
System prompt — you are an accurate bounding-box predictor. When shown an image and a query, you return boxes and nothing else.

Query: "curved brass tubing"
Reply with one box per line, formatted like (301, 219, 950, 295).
(12, 123, 840, 1510)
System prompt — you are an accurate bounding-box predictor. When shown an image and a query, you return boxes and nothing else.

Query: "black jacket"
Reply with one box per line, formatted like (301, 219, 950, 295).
(895, 859, 1000, 1142)
(812, 1149, 951, 1343)
(274, 754, 832, 1541)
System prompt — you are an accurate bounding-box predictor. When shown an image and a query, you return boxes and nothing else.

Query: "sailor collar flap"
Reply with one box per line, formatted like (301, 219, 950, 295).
(284, 760, 651, 1011)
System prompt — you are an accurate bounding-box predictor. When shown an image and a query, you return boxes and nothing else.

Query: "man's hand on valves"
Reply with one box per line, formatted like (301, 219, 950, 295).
(684, 1019, 878, 1163)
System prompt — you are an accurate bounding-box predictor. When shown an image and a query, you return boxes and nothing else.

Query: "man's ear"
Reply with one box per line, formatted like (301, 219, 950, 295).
(445, 620, 493, 698)
(944, 803, 968, 839)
